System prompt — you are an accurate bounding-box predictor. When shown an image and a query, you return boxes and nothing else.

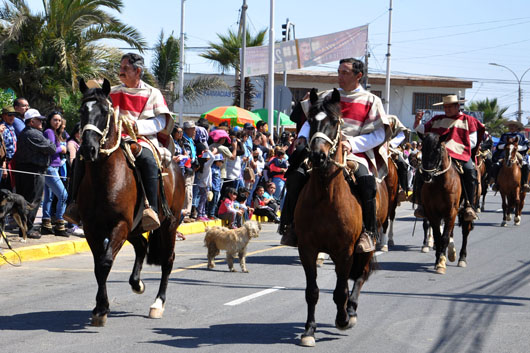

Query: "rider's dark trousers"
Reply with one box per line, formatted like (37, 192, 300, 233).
(461, 157, 477, 206)
(136, 147, 159, 213)
(395, 155, 409, 192)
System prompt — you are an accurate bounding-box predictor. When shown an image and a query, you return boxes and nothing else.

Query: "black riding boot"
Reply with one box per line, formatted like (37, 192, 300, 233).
(395, 158, 409, 201)
(462, 166, 478, 221)
(279, 145, 309, 247)
(521, 164, 530, 192)
(490, 162, 501, 191)
(136, 148, 160, 231)
(355, 175, 377, 253)
(413, 174, 425, 218)
(63, 156, 85, 225)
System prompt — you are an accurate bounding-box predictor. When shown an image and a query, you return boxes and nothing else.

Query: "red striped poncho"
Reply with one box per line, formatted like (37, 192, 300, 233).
(423, 113, 485, 161)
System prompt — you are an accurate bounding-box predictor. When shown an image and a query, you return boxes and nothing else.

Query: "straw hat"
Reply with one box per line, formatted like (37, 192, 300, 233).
(503, 120, 524, 130)
(432, 95, 466, 106)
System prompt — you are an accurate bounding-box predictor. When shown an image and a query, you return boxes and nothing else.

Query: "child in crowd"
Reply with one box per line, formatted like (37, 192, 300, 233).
(235, 187, 254, 222)
(207, 153, 223, 219)
(194, 146, 216, 221)
(218, 187, 243, 229)
(252, 185, 280, 223)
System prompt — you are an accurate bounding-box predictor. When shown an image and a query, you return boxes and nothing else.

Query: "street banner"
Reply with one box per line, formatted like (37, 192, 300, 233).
(244, 25, 368, 76)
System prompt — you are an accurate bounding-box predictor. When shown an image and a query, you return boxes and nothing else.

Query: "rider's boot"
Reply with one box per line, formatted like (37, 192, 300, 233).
(355, 175, 377, 253)
(463, 167, 478, 221)
(279, 145, 309, 247)
(63, 156, 84, 225)
(521, 164, 530, 192)
(413, 174, 425, 219)
(136, 148, 161, 231)
(396, 158, 410, 202)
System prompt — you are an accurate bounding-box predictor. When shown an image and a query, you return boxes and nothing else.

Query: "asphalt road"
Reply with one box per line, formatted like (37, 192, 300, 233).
(1, 192, 529, 353)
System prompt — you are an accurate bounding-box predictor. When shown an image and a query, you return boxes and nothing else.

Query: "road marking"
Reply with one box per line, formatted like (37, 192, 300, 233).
(224, 286, 285, 306)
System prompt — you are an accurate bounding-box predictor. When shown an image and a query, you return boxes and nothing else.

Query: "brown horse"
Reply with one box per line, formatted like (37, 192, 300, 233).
(77, 79, 185, 326)
(294, 88, 375, 347)
(420, 133, 473, 273)
(379, 156, 399, 251)
(498, 139, 525, 226)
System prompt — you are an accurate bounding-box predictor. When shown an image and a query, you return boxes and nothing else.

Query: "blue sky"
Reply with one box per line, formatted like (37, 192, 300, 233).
(25, 0, 530, 122)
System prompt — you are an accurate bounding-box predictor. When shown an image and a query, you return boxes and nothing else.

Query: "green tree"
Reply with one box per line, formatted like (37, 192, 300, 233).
(200, 27, 266, 110)
(466, 98, 508, 136)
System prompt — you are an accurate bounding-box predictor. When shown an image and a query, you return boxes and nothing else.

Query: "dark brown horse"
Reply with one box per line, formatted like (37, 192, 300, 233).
(77, 79, 185, 326)
(498, 138, 525, 226)
(294, 88, 375, 347)
(420, 133, 473, 273)
(379, 156, 399, 251)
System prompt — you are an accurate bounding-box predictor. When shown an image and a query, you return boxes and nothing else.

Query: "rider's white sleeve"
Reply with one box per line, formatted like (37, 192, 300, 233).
(298, 121, 310, 141)
(469, 131, 477, 149)
(347, 126, 386, 153)
(390, 131, 406, 148)
(136, 115, 167, 135)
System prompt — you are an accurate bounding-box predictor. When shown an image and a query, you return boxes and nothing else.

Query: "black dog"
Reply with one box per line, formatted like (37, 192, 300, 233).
(0, 189, 36, 242)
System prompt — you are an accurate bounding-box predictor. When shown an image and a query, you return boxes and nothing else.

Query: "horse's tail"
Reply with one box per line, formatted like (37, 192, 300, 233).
(147, 216, 178, 266)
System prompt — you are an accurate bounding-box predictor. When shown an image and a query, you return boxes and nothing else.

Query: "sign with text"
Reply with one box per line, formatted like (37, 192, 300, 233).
(244, 25, 368, 76)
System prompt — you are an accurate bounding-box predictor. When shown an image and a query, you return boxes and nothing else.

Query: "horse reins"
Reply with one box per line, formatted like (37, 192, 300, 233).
(309, 117, 347, 169)
(419, 145, 453, 178)
(81, 98, 124, 155)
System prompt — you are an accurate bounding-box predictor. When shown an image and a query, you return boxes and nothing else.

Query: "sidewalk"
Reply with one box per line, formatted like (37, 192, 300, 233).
(0, 215, 274, 266)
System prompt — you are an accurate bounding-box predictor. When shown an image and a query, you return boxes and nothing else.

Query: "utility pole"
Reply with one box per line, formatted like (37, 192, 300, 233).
(362, 27, 369, 89)
(178, 0, 185, 126)
(267, 0, 275, 133)
(239, 0, 247, 109)
(383, 0, 393, 113)
(489, 62, 530, 123)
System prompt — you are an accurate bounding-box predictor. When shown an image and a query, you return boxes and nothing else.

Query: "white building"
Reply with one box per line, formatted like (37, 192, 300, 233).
(176, 70, 473, 129)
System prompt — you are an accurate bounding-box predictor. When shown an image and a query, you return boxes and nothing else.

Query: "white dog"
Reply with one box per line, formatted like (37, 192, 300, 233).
(204, 221, 261, 272)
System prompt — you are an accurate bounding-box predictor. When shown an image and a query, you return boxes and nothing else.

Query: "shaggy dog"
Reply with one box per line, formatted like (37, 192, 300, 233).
(204, 220, 261, 272)
(0, 189, 36, 242)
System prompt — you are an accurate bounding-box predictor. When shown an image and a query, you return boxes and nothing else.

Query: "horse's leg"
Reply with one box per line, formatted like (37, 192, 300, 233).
(514, 192, 521, 225)
(348, 252, 373, 324)
(128, 230, 148, 294)
(447, 231, 456, 263)
(387, 212, 396, 247)
(430, 219, 444, 273)
(458, 220, 472, 267)
(421, 219, 431, 253)
(501, 194, 508, 227)
(334, 258, 355, 330)
(436, 214, 456, 275)
(91, 222, 127, 326)
(298, 246, 319, 347)
(148, 218, 177, 319)
(380, 218, 389, 252)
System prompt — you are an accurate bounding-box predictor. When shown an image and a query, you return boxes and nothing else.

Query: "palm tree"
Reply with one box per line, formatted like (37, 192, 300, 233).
(152, 30, 227, 109)
(466, 98, 509, 136)
(200, 27, 266, 110)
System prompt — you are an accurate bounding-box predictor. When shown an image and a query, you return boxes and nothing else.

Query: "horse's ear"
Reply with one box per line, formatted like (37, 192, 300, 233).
(309, 88, 318, 105)
(102, 79, 111, 96)
(331, 88, 341, 103)
(438, 132, 449, 144)
(79, 78, 88, 94)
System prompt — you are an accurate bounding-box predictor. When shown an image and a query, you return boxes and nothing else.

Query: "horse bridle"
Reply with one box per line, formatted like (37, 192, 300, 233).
(309, 117, 347, 169)
(419, 144, 452, 181)
(81, 98, 122, 156)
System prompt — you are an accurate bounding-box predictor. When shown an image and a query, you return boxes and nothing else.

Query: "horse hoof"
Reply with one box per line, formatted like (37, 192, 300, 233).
(480, 206, 485, 212)
(149, 298, 165, 319)
(501, 221, 507, 227)
(132, 280, 145, 294)
(428, 236, 434, 248)
(507, 215, 512, 221)
(421, 246, 430, 253)
(435, 266, 446, 275)
(476, 208, 481, 213)
(515, 221, 521, 226)
(300, 335, 316, 347)
(458, 260, 467, 268)
(336, 315, 357, 331)
(91, 314, 107, 327)
(380, 245, 388, 252)
(448, 241, 456, 262)
(388, 239, 395, 247)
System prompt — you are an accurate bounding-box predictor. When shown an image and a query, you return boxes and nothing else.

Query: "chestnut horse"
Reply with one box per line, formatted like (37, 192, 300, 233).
(77, 79, 185, 326)
(498, 139, 525, 226)
(379, 156, 399, 251)
(294, 88, 376, 347)
(419, 133, 473, 273)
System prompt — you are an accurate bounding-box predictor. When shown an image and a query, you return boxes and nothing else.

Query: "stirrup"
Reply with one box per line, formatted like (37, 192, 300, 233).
(63, 203, 81, 225)
(355, 232, 375, 253)
(142, 208, 161, 231)
(463, 206, 478, 221)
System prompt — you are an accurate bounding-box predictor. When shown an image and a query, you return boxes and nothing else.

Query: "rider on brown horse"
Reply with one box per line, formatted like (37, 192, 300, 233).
(387, 115, 411, 202)
(413, 95, 485, 221)
(65, 53, 175, 231)
(488, 120, 530, 193)
(279, 58, 391, 253)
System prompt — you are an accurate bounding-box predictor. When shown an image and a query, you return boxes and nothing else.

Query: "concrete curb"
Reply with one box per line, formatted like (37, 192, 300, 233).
(0, 216, 270, 266)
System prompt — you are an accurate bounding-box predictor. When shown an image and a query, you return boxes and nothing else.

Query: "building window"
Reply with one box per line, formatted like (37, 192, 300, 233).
(290, 87, 312, 102)
(370, 90, 382, 98)
(412, 93, 453, 114)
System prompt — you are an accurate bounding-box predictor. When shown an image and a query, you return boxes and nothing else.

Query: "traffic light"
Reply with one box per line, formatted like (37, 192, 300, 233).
(282, 23, 288, 41)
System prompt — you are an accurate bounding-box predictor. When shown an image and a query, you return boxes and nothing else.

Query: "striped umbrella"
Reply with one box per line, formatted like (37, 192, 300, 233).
(201, 106, 260, 127)
(252, 108, 295, 126)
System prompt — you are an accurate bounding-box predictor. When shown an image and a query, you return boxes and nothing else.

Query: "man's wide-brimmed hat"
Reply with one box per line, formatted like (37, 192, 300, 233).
(432, 94, 466, 106)
(503, 120, 524, 130)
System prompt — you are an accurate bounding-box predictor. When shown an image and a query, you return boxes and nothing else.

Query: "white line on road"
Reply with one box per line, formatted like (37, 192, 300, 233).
(224, 286, 285, 306)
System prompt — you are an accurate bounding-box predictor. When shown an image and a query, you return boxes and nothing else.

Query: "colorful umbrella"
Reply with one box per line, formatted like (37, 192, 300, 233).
(201, 106, 260, 127)
(252, 108, 295, 126)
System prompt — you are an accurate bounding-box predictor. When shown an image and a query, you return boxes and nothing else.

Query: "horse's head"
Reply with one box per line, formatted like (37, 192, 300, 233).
(504, 137, 519, 167)
(306, 88, 342, 169)
(78, 78, 112, 162)
(420, 133, 447, 183)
